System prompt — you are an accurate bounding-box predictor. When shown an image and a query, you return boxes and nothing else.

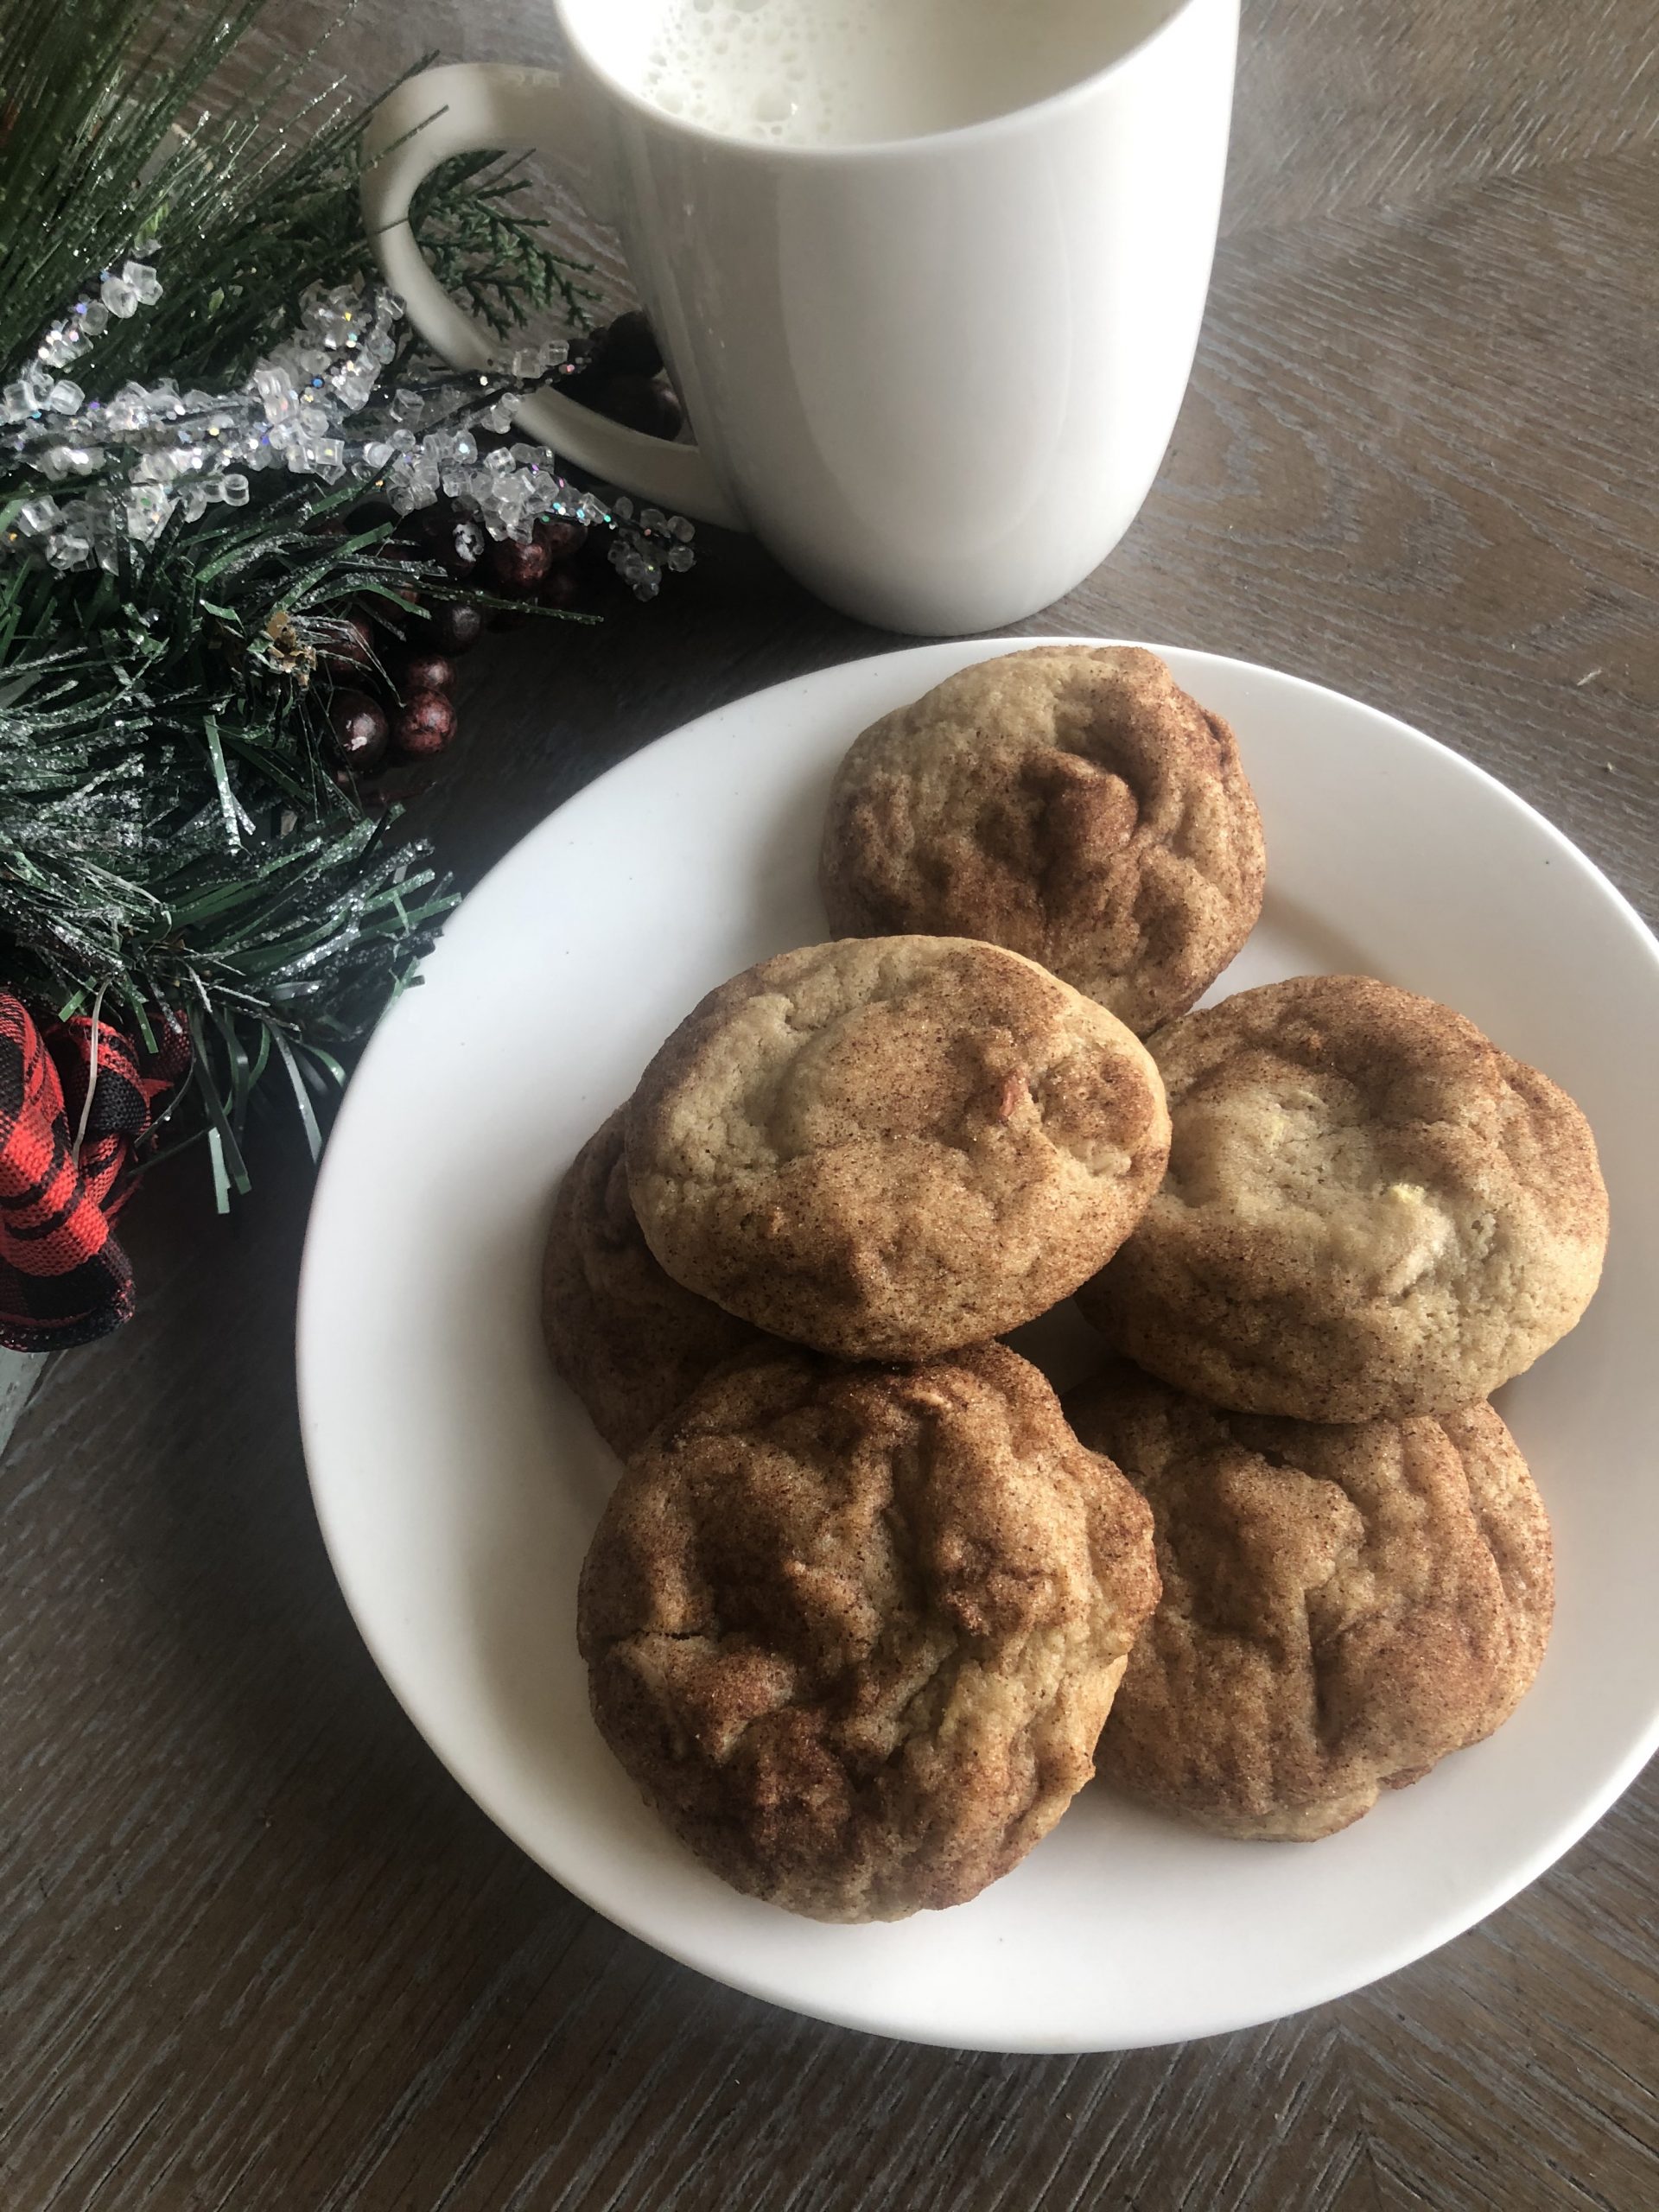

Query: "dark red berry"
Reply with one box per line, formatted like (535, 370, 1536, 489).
(539, 564, 582, 611)
(393, 691, 458, 758)
(597, 372, 683, 440)
(600, 310, 664, 378)
(429, 601, 485, 655)
(486, 537, 553, 594)
(410, 504, 457, 545)
(534, 515, 588, 563)
(552, 365, 600, 413)
(318, 613, 375, 677)
(327, 689, 389, 769)
(401, 651, 455, 695)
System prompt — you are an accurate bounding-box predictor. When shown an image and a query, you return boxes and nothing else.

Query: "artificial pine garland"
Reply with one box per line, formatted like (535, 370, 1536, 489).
(0, 0, 687, 1211)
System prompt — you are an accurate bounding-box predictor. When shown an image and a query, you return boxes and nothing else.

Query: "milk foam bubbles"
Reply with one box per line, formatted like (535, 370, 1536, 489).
(637, 0, 1177, 147)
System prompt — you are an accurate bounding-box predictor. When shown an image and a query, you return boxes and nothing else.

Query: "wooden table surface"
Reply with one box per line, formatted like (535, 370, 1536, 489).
(4, 1, 1656, 2205)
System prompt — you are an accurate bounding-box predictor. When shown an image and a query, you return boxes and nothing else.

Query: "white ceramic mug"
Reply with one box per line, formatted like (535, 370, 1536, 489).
(360, 0, 1238, 637)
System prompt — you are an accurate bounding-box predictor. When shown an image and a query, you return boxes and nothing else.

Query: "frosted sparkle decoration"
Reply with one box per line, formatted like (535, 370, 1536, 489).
(2, 263, 693, 597)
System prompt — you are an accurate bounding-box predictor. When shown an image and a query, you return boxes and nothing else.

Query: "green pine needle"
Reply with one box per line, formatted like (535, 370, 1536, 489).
(0, 0, 605, 1203)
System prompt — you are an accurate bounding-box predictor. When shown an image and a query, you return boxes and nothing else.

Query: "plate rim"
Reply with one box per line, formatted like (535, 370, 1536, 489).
(296, 635, 1659, 2052)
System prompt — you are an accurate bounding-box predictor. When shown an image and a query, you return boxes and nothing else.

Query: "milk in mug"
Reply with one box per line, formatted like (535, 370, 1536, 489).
(635, 0, 1180, 145)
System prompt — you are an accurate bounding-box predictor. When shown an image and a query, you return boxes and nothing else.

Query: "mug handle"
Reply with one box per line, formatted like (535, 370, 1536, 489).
(360, 63, 746, 531)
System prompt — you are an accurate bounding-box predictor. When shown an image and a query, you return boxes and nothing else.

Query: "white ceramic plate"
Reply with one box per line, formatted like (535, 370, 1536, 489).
(297, 640, 1659, 2054)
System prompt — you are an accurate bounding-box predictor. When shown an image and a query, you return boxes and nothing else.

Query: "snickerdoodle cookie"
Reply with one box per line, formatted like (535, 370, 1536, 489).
(1077, 975, 1607, 1421)
(578, 1342, 1160, 1919)
(626, 936, 1171, 1363)
(542, 1108, 765, 1457)
(819, 646, 1266, 1035)
(1066, 1364, 1554, 1840)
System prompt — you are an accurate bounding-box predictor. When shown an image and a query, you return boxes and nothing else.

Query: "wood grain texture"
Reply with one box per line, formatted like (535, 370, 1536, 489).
(3, 0, 1656, 2205)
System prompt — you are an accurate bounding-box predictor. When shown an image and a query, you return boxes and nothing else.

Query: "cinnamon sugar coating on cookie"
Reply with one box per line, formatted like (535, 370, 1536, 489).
(542, 1108, 766, 1456)
(1077, 975, 1608, 1421)
(579, 1343, 1160, 1920)
(626, 936, 1171, 1362)
(820, 646, 1266, 1035)
(1067, 1364, 1554, 1840)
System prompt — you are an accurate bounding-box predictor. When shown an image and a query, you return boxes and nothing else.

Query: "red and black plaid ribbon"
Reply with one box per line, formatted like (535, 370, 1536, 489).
(0, 993, 182, 1352)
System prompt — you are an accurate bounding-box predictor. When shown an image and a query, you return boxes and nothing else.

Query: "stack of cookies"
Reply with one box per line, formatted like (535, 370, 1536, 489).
(549, 646, 1608, 1920)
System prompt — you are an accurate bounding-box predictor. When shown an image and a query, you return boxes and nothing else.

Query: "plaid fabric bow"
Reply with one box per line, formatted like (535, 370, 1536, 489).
(0, 993, 181, 1352)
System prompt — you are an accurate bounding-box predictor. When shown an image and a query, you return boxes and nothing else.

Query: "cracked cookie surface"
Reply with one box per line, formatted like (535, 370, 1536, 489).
(542, 1107, 766, 1457)
(578, 1342, 1160, 1919)
(1077, 974, 1607, 1421)
(819, 646, 1266, 1035)
(1067, 1363, 1554, 1840)
(626, 936, 1171, 1362)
